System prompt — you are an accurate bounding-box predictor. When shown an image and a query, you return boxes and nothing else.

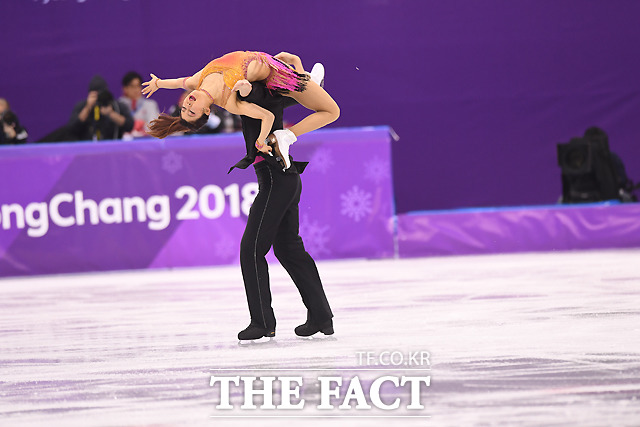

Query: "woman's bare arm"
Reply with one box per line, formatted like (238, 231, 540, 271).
(224, 93, 274, 153)
(183, 68, 205, 90)
(142, 74, 193, 98)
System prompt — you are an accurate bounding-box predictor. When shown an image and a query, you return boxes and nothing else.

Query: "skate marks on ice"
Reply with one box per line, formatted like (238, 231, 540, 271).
(0, 249, 640, 426)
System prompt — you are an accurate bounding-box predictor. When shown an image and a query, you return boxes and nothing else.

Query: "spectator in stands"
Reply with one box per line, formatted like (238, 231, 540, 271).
(119, 71, 160, 138)
(0, 98, 29, 145)
(212, 105, 243, 134)
(66, 75, 134, 141)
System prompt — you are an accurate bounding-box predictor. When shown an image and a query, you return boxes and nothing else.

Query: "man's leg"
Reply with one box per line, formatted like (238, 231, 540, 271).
(272, 175, 334, 335)
(239, 163, 299, 339)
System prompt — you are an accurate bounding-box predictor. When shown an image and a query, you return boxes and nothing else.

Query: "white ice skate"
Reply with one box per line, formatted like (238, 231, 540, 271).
(265, 129, 297, 171)
(309, 62, 325, 87)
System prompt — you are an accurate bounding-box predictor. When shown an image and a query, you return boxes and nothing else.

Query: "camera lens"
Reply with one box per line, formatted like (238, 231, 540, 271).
(97, 90, 114, 107)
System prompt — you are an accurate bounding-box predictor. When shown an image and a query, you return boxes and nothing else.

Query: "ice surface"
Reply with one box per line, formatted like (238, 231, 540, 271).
(1, 249, 639, 426)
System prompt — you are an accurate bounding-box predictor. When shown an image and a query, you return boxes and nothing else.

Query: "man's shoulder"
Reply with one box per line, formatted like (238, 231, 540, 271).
(239, 83, 284, 107)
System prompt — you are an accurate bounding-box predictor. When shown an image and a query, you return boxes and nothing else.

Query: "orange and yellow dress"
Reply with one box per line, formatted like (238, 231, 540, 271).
(197, 51, 309, 107)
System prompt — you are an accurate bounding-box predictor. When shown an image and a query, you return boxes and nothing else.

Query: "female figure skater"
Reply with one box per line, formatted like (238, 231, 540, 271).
(142, 51, 340, 170)
(143, 52, 337, 340)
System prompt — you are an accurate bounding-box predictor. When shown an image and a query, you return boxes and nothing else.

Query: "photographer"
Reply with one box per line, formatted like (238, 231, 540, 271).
(67, 75, 133, 141)
(1, 98, 28, 145)
(1, 110, 29, 145)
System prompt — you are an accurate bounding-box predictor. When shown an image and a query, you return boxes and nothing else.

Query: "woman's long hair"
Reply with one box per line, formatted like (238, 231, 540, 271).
(148, 113, 209, 139)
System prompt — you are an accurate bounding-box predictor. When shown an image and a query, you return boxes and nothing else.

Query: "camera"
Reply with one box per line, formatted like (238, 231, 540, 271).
(96, 90, 115, 107)
(1, 110, 19, 127)
(557, 127, 637, 203)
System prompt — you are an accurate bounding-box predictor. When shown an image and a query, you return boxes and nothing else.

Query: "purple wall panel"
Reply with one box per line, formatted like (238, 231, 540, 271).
(3, 0, 640, 212)
(0, 127, 395, 277)
(397, 203, 640, 257)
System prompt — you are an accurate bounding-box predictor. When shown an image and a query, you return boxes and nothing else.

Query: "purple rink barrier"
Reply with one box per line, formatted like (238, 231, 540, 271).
(397, 202, 640, 257)
(0, 127, 395, 277)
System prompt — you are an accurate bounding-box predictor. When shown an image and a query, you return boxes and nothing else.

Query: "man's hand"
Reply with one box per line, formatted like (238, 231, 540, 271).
(3, 122, 16, 139)
(86, 91, 98, 108)
(99, 104, 126, 126)
(100, 104, 114, 117)
(79, 91, 99, 122)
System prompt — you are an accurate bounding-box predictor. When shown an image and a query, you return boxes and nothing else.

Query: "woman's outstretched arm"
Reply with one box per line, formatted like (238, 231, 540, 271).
(142, 73, 197, 98)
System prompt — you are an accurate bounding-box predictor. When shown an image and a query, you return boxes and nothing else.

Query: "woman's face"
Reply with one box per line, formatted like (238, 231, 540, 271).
(181, 90, 211, 122)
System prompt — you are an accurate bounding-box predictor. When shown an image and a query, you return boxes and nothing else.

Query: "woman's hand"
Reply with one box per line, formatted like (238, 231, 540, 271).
(255, 139, 272, 154)
(232, 79, 252, 97)
(141, 74, 161, 98)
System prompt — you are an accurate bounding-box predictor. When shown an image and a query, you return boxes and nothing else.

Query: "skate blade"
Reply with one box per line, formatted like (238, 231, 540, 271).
(296, 334, 337, 341)
(238, 336, 275, 345)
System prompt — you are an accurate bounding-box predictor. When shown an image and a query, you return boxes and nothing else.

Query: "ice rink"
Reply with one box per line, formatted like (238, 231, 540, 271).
(1, 249, 639, 426)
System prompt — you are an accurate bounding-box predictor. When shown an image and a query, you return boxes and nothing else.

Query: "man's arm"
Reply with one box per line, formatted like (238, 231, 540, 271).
(115, 101, 134, 132)
(68, 100, 91, 136)
(76, 91, 98, 123)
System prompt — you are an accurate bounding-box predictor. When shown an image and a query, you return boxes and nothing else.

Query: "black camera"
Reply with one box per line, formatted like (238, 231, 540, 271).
(96, 90, 115, 107)
(1, 110, 19, 127)
(557, 127, 637, 203)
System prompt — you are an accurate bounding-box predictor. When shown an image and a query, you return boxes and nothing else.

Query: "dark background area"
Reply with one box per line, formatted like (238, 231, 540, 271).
(3, 0, 639, 213)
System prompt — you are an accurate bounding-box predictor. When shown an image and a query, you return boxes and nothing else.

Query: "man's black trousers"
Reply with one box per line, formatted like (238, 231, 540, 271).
(240, 160, 333, 331)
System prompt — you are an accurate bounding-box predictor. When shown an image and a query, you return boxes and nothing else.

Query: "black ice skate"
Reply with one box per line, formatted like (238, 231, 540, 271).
(294, 319, 334, 337)
(238, 323, 275, 343)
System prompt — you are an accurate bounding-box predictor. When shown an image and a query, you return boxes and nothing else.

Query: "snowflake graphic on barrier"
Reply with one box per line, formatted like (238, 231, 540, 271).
(300, 214, 331, 256)
(310, 147, 334, 174)
(340, 185, 373, 222)
(364, 156, 391, 185)
(162, 151, 183, 174)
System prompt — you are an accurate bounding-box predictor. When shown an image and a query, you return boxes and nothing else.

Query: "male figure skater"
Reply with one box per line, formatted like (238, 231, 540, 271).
(232, 66, 334, 341)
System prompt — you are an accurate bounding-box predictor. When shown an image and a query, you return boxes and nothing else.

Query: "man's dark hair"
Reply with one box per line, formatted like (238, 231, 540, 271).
(122, 71, 143, 87)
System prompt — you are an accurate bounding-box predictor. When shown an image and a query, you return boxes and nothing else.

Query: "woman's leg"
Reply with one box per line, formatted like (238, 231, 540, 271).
(284, 81, 340, 137)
